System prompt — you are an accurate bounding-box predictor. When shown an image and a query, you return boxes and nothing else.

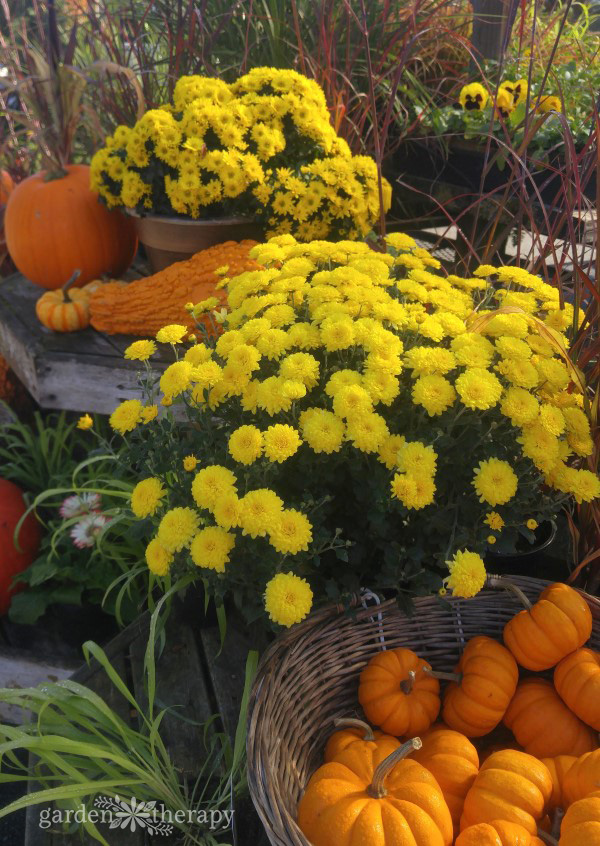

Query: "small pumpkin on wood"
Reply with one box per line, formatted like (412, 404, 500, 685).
(455, 819, 546, 845)
(559, 791, 600, 845)
(431, 636, 519, 737)
(411, 724, 479, 833)
(35, 271, 90, 332)
(297, 737, 454, 846)
(495, 579, 593, 671)
(541, 756, 578, 811)
(554, 648, 600, 731)
(460, 749, 553, 834)
(562, 750, 600, 806)
(358, 647, 441, 736)
(324, 718, 393, 762)
(503, 678, 596, 759)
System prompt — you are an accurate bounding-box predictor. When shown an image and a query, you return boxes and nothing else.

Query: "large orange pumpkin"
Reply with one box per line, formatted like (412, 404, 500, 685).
(0, 479, 42, 614)
(439, 636, 519, 737)
(503, 582, 592, 671)
(4, 164, 137, 289)
(554, 648, 600, 731)
(559, 791, 600, 845)
(358, 647, 441, 736)
(460, 749, 553, 834)
(323, 718, 392, 763)
(411, 724, 479, 833)
(456, 820, 545, 845)
(297, 738, 454, 846)
(503, 678, 596, 758)
(0, 170, 14, 205)
(541, 755, 578, 810)
(563, 750, 600, 806)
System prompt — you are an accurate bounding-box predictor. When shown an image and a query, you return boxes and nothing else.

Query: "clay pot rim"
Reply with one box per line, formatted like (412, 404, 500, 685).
(124, 208, 255, 227)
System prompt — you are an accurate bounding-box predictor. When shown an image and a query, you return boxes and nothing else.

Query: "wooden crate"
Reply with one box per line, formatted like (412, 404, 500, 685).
(0, 274, 171, 415)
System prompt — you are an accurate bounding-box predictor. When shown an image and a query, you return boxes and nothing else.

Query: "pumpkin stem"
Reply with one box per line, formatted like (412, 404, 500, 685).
(62, 270, 81, 302)
(366, 737, 422, 799)
(550, 808, 564, 840)
(487, 575, 533, 609)
(333, 718, 375, 741)
(536, 831, 558, 846)
(399, 669, 416, 695)
(423, 666, 462, 684)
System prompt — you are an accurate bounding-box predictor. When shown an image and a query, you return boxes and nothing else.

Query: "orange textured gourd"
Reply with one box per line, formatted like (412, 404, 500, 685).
(323, 718, 391, 762)
(503, 678, 596, 758)
(437, 636, 519, 737)
(456, 820, 545, 845)
(563, 750, 600, 806)
(35, 273, 90, 332)
(89, 240, 260, 336)
(358, 647, 441, 736)
(0, 170, 14, 205)
(4, 164, 137, 289)
(559, 791, 600, 845)
(541, 756, 578, 810)
(554, 648, 600, 731)
(460, 749, 553, 834)
(297, 738, 454, 846)
(502, 582, 592, 671)
(411, 724, 479, 833)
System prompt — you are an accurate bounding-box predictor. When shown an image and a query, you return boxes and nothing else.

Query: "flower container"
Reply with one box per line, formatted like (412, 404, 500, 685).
(485, 520, 568, 581)
(126, 211, 264, 272)
(246, 576, 600, 846)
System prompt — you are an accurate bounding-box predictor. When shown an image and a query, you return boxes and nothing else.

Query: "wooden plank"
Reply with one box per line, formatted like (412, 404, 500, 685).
(0, 647, 76, 724)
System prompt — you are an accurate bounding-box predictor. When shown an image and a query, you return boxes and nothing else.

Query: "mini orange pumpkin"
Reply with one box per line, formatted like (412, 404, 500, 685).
(502, 582, 592, 671)
(297, 737, 454, 846)
(541, 755, 578, 810)
(435, 636, 519, 737)
(358, 647, 441, 736)
(456, 820, 545, 845)
(559, 791, 600, 845)
(324, 718, 394, 762)
(0, 170, 14, 205)
(503, 678, 596, 758)
(563, 750, 600, 806)
(460, 749, 553, 834)
(35, 272, 90, 332)
(554, 648, 600, 731)
(411, 724, 479, 833)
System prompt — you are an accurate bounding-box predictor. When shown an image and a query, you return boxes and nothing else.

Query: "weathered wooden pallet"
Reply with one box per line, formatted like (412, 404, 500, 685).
(0, 274, 171, 415)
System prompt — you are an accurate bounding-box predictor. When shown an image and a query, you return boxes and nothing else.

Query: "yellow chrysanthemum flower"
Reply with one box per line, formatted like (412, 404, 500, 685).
(192, 465, 238, 511)
(473, 458, 518, 506)
(526, 519, 538, 530)
(77, 414, 93, 431)
(141, 405, 158, 423)
(412, 374, 456, 416)
(264, 572, 313, 627)
(190, 527, 235, 572)
(269, 509, 313, 555)
(131, 477, 166, 518)
(263, 424, 302, 463)
(300, 408, 345, 454)
(446, 550, 486, 598)
(500, 387, 539, 427)
(391, 473, 436, 509)
(156, 324, 188, 344)
(346, 412, 389, 454)
(455, 368, 503, 411)
(109, 399, 143, 434)
(157, 506, 200, 552)
(228, 425, 264, 465)
(213, 493, 241, 530)
(145, 538, 173, 576)
(518, 423, 560, 471)
(279, 352, 320, 388)
(378, 434, 406, 470)
(332, 384, 373, 420)
(124, 340, 157, 361)
(239, 489, 283, 538)
(397, 442, 437, 477)
(485, 511, 505, 531)
(183, 455, 198, 472)
(160, 360, 194, 398)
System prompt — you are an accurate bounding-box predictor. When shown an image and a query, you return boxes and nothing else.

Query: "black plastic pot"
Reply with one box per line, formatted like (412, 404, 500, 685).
(485, 520, 570, 582)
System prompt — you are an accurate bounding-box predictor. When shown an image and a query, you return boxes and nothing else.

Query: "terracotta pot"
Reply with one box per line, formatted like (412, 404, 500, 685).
(126, 211, 264, 272)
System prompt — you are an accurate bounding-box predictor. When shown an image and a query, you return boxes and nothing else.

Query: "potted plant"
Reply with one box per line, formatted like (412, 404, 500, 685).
(90, 68, 391, 271)
(102, 232, 598, 629)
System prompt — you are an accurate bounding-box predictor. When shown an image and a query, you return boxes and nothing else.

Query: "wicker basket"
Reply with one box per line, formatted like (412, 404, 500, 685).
(246, 576, 600, 846)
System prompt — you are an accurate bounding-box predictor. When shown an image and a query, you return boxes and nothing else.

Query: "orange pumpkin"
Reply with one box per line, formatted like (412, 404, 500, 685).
(554, 648, 600, 731)
(541, 756, 578, 810)
(358, 647, 441, 736)
(460, 749, 553, 834)
(35, 273, 90, 332)
(438, 636, 519, 737)
(559, 791, 600, 845)
(503, 678, 596, 758)
(0, 170, 14, 205)
(563, 750, 600, 806)
(323, 718, 394, 762)
(0, 479, 41, 615)
(5, 164, 137, 289)
(456, 820, 545, 845)
(411, 724, 479, 832)
(298, 738, 454, 846)
(503, 582, 592, 671)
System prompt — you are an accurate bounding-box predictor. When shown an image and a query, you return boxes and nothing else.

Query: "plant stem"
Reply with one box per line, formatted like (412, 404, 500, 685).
(367, 738, 422, 798)
(487, 575, 533, 609)
(423, 667, 462, 684)
(333, 717, 374, 741)
(62, 269, 81, 302)
(399, 669, 416, 695)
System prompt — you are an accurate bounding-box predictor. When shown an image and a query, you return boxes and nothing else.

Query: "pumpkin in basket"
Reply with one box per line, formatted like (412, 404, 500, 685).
(35, 272, 90, 332)
(503, 678, 596, 758)
(559, 791, 600, 845)
(435, 636, 519, 737)
(358, 647, 440, 736)
(562, 750, 600, 806)
(540, 755, 578, 810)
(502, 582, 592, 672)
(411, 724, 479, 833)
(460, 749, 553, 834)
(456, 820, 545, 845)
(324, 718, 392, 762)
(554, 648, 600, 731)
(297, 738, 454, 846)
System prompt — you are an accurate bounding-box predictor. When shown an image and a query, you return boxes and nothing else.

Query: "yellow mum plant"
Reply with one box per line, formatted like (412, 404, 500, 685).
(112, 234, 599, 628)
(90, 68, 391, 241)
